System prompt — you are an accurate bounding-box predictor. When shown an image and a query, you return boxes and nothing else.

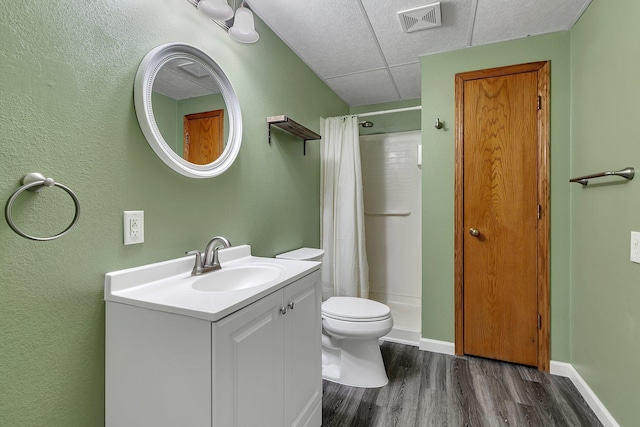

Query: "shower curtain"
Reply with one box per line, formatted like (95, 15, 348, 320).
(320, 115, 369, 298)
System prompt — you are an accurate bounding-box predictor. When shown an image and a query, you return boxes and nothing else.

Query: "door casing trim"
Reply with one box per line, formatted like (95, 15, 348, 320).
(454, 61, 551, 371)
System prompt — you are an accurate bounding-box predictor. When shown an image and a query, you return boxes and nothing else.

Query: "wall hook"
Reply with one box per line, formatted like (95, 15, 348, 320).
(434, 118, 443, 129)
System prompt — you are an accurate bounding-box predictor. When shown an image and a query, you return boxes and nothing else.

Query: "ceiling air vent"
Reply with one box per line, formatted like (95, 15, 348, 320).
(398, 2, 442, 33)
(177, 61, 209, 78)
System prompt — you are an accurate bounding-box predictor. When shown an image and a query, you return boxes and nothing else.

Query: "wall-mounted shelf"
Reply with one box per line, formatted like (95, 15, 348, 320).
(267, 115, 321, 155)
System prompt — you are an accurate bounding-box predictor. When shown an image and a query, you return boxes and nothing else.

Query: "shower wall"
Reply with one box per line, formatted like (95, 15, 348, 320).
(360, 130, 422, 339)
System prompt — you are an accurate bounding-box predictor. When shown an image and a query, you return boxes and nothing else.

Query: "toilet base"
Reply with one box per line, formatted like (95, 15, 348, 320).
(321, 336, 389, 388)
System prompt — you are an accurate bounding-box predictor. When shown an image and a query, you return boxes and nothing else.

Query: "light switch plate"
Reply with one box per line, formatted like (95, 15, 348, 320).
(124, 211, 144, 245)
(631, 232, 640, 264)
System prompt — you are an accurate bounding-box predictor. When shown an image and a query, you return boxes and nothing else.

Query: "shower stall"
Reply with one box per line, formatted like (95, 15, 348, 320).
(360, 130, 422, 344)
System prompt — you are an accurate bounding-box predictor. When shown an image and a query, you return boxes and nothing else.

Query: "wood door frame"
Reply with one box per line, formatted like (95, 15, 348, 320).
(454, 61, 550, 371)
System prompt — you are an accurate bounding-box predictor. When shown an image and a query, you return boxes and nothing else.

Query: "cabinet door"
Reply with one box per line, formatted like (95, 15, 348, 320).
(212, 290, 285, 427)
(283, 271, 322, 427)
(106, 303, 212, 427)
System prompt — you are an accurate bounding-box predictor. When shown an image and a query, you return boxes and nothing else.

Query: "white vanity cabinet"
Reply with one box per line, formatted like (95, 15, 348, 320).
(105, 269, 321, 427)
(213, 270, 322, 426)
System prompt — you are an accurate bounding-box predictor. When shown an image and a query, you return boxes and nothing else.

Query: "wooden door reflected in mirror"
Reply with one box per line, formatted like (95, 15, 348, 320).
(183, 109, 225, 165)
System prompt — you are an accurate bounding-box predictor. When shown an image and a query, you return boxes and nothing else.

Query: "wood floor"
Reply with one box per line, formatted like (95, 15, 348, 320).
(322, 342, 602, 426)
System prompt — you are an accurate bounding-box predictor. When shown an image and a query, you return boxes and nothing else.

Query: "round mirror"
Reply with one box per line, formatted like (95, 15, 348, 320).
(134, 43, 242, 178)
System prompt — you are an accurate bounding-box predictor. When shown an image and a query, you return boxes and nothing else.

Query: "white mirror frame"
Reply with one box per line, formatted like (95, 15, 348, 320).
(134, 43, 242, 178)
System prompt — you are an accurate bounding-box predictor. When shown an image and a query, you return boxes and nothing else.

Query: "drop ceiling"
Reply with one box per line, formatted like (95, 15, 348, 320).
(154, 59, 220, 100)
(248, 0, 592, 106)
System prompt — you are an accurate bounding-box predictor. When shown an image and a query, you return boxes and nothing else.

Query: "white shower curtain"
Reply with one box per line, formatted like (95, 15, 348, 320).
(320, 115, 369, 298)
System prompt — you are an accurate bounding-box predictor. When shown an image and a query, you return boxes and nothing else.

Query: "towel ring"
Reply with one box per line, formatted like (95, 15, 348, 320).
(5, 173, 81, 241)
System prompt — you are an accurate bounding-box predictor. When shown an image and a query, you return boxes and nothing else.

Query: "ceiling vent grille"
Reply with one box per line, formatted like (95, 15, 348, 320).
(398, 2, 442, 33)
(177, 61, 209, 78)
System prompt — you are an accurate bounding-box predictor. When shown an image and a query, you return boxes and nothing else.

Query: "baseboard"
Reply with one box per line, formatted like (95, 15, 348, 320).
(551, 361, 620, 427)
(381, 328, 421, 347)
(549, 360, 573, 377)
(418, 341, 619, 427)
(418, 338, 455, 355)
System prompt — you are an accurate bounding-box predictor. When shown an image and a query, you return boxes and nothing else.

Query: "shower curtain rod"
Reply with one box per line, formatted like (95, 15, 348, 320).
(356, 105, 422, 118)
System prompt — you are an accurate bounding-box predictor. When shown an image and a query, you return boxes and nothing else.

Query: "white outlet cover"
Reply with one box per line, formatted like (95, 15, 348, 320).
(631, 231, 640, 264)
(124, 211, 144, 245)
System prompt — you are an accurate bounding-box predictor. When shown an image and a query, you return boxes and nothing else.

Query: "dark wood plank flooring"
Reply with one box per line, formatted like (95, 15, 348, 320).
(322, 342, 602, 426)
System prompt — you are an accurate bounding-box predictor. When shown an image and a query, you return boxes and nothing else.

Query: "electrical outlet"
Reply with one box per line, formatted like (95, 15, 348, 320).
(631, 232, 640, 264)
(130, 218, 140, 238)
(124, 211, 144, 245)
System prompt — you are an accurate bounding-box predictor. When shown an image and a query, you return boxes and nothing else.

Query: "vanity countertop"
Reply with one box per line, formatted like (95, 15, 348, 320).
(104, 245, 320, 321)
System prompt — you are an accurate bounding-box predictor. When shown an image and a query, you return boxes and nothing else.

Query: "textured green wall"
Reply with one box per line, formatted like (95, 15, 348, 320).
(0, 0, 347, 425)
(420, 32, 572, 361)
(570, 0, 640, 424)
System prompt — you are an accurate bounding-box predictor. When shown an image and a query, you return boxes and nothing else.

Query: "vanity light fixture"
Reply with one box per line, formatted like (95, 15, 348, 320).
(197, 0, 233, 21)
(228, 5, 259, 43)
(195, 0, 259, 44)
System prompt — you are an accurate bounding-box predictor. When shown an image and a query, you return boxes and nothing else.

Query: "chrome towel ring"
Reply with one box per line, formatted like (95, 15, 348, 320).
(5, 172, 80, 241)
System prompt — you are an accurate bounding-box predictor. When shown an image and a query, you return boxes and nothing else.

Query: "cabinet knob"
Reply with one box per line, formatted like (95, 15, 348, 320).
(280, 306, 287, 315)
(288, 301, 295, 310)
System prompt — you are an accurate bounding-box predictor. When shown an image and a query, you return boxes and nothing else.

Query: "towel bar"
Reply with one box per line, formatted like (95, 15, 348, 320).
(569, 167, 634, 186)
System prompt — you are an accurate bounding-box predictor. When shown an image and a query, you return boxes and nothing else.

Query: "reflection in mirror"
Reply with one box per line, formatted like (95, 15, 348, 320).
(151, 59, 230, 165)
(134, 43, 242, 179)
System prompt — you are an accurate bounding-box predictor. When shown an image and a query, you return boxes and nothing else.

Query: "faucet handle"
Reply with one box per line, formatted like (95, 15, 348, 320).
(213, 246, 223, 266)
(186, 250, 204, 275)
(186, 250, 203, 262)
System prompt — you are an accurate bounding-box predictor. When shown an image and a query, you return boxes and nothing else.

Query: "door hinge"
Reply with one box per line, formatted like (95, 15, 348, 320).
(537, 313, 542, 329)
(537, 204, 541, 220)
(537, 96, 542, 110)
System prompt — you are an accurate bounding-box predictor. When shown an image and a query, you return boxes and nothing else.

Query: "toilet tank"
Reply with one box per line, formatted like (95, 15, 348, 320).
(276, 247, 325, 262)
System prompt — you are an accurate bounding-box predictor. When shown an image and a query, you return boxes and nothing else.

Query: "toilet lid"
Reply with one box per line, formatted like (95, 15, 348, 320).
(322, 297, 391, 322)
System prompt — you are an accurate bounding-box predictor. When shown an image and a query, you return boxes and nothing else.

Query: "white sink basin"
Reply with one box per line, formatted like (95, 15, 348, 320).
(192, 265, 283, 292)
(104, 245, 320, 321)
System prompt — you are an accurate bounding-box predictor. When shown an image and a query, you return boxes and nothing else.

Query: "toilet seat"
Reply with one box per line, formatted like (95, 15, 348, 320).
(322, 297, 391, 322)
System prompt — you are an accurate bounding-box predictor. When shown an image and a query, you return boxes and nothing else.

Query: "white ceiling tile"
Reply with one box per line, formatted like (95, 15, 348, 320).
(362, 0, 474, 66)
(246, 0, 591, 105)
(472, 0, 588, 46)
(249, 0, 386, 77)
(325, 70, 401, 106)
(389, 63, 422, 100)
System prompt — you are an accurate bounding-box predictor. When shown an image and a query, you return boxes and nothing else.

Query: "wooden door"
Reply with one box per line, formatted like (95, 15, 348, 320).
(183, 109, 224, 164)
(454, 62, 550, 370)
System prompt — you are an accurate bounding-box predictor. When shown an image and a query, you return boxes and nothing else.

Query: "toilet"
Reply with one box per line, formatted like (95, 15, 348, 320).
(276, 248, 393, 388)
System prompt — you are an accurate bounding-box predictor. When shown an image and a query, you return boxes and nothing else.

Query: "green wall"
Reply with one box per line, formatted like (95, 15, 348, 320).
(0, 0, 347, 425)
(152, 91, 180, 152)
(420, 32, 572, 361)
(570, 0, 640, 424)
(350, 98, 421, 135)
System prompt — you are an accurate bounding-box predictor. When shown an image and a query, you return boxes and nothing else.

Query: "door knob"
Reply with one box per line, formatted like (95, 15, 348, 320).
(469, 228, 480, 237)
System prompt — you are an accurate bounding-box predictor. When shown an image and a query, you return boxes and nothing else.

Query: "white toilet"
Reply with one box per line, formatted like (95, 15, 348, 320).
(276, 248, 393, 388)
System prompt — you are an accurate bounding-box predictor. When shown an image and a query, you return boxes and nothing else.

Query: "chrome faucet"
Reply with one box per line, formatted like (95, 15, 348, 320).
(204, 236, 232, 268)
(186, 236, 232, 276)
